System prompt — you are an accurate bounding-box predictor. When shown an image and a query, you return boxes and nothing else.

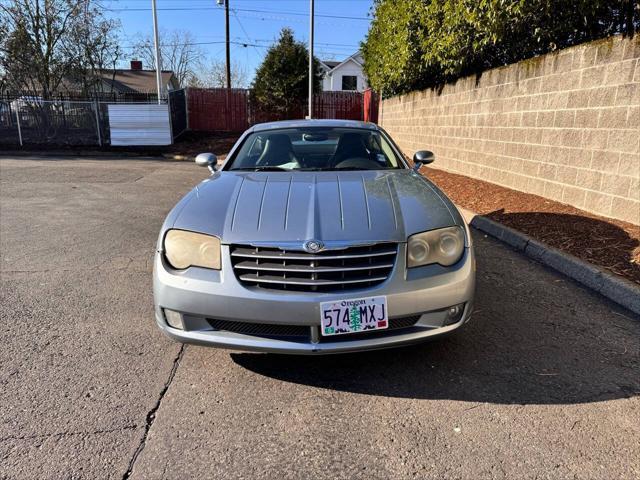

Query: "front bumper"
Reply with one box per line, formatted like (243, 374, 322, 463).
(153, 244, 476, 354)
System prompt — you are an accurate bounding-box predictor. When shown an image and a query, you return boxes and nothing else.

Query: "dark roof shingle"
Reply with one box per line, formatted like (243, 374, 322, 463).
(96, 69, 176, 93)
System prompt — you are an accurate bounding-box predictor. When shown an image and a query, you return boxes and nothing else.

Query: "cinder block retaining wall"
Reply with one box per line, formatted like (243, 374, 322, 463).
(380, 35, 640, 225)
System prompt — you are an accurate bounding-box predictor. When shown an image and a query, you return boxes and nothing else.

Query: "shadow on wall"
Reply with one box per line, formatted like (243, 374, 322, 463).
(231, 234, 640, 406)
(485, 210, 640, 284)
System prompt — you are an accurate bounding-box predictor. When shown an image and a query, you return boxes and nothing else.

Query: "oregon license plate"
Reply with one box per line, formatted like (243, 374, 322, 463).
(320, 296, 388, 336)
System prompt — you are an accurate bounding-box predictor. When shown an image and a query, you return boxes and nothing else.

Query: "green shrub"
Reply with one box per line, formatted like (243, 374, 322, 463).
(362, 0, 639, 96)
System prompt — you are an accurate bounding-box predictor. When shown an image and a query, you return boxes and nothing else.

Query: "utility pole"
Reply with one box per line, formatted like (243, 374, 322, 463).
(308, 0, 314, 119)
(224, 0, 231, 89)
(151, 0, 162, 104)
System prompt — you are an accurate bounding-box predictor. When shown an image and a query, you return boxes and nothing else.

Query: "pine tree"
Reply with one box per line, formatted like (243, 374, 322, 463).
(250, 28, 322, 119)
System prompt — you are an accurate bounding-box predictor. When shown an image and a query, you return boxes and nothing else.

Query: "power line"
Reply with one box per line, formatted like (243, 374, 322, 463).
(101, 5, 370, 21)
(119, 32, 359, 49)
(119, 40, 353, 58)
(104, 0, 370, 2)
(103, 0, 370, 3)
(231, 8, 263, 58)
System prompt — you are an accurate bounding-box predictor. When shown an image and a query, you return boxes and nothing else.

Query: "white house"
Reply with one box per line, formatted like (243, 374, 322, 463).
(320, 52, 368, 92)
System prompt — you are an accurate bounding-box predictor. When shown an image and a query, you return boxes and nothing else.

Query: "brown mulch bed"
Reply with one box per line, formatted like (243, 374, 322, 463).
(422, 167, 640, 285)
(0, 131, 241, 159)
(166, 131, 240, 159)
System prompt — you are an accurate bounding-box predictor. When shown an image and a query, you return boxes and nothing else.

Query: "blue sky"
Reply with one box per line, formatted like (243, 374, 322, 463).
(102, 0, 374, 79)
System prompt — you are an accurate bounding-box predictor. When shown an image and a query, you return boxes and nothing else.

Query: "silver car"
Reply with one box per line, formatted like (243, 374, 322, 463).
(153, 120, 475, 354)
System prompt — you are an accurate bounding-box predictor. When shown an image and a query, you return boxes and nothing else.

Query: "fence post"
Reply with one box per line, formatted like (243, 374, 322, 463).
(185, 87, 190, 131)
(167, 91, 175, 142)
(14, 104, 23, 147)
(61, 101, 67, 129)
(93, 100, 102, 146)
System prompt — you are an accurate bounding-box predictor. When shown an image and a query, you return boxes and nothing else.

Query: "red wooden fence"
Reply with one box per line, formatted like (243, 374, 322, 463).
(187, 88, 250, 131)
(187, 88, 369, 132)
(363, 88, 379, 124)
(312, 91, 364, 121)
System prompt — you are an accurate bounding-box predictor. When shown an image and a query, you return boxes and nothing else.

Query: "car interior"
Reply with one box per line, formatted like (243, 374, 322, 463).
(228, 128, 402, 171)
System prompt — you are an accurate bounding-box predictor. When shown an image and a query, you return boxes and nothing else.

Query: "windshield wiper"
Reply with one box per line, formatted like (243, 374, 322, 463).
(230, 166, 293, 172)
(330, 166, 372, 171)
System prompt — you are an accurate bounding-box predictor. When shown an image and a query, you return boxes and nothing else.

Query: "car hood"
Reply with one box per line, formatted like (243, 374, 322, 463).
(171, 170, 456, 245)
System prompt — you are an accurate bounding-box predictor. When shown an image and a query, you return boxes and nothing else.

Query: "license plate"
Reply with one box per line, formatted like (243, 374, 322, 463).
(320, 296, 388, 336)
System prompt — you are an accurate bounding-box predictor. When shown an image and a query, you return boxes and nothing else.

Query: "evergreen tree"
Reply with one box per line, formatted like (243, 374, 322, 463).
(251, 28, 322, 119)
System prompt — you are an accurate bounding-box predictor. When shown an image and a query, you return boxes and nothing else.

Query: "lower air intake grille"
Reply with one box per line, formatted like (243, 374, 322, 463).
(230, 243, 397, 292)
(206, 315, 421, 342)
(207, 318, 309, 338)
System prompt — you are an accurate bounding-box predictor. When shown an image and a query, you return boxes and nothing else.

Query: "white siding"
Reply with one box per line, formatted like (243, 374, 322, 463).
(108, 104, 172, 146)
(322, 75, 332, 91)
(321, 58, 368, 92)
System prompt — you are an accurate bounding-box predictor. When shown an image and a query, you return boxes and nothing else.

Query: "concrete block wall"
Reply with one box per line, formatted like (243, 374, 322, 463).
(380, 35, 640, 225)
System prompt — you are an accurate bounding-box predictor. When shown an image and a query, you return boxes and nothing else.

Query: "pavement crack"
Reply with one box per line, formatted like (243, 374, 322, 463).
(122, 344, 185, 480)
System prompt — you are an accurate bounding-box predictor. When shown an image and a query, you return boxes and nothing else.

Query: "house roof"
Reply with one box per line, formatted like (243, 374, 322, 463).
(321, 60, 341, 69)
(320, 52, 363, 75)
(96, 69, 176, 93)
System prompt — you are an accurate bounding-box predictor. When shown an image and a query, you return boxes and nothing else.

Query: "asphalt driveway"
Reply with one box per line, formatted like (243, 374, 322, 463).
(1, 156, 638, 479)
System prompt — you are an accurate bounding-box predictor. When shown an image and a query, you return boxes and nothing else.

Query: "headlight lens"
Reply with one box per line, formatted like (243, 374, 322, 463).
(407, 226, 465, 268)
(163, 229, 221, 270)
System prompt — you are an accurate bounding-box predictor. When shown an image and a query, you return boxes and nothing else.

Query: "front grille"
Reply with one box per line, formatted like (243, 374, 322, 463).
(387, 315, 422, 330)
(207, 315, 421, 342)
(207, 318, 309, 338)
(230, 243, 397, 292)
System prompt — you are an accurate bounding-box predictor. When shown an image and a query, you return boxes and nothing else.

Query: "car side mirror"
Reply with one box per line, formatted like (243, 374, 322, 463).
(195, 152, 217, 173)
(413, 150, 435, 167)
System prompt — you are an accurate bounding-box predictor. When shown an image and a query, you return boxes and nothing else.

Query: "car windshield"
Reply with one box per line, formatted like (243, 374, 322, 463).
(227, 127, 403, 171)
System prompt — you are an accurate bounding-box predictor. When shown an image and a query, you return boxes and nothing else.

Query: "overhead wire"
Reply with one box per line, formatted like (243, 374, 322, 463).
(118, 39, 355, 59)
(99, 4, 369, 21)
(102, 0, 368, 70)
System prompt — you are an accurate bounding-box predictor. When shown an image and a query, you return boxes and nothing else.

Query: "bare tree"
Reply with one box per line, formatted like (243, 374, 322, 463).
(0, 0, 121, 97)
(132, 29, 204, 87)
(189, 58, 249, 88)
(67, 3, 122, 94)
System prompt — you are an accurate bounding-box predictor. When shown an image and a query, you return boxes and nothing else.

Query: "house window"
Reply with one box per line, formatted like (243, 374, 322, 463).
(341, 75, 357, 91)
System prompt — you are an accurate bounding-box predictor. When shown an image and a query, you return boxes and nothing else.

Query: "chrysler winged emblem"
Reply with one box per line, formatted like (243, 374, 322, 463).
(303, 240, 323, 253)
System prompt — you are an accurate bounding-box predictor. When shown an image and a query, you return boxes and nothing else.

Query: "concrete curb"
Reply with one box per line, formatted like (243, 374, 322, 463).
(468, 213, 640, 316)
(162, 153, 191, 161)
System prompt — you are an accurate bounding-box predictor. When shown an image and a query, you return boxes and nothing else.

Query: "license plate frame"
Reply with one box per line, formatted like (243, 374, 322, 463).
(319, 296, 388, 336)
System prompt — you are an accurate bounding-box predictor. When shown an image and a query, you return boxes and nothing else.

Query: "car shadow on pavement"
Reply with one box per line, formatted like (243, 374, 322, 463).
(231, 233, 640, 405)
(231, 313, 639, 405)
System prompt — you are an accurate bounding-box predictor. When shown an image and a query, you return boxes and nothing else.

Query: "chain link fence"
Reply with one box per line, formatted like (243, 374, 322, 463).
(0, 99, 19, 146)
(0, 93, 174, 148)
(0, 97, 101, 147)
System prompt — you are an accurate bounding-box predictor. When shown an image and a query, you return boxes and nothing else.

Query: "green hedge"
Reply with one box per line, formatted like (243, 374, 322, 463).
(361, 0, 639, 96)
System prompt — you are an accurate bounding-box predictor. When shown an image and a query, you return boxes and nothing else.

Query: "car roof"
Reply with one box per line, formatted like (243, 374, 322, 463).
(249, 119, 379, 133)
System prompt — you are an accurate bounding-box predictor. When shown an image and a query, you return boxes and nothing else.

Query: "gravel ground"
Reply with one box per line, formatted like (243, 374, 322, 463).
(1, 156, 638, 479)
(422, 167, 640, 285)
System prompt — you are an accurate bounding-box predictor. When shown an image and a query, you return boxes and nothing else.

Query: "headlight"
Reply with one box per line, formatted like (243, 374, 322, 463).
(407, 226, 465, 268)
(163, 229, 221, 270)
